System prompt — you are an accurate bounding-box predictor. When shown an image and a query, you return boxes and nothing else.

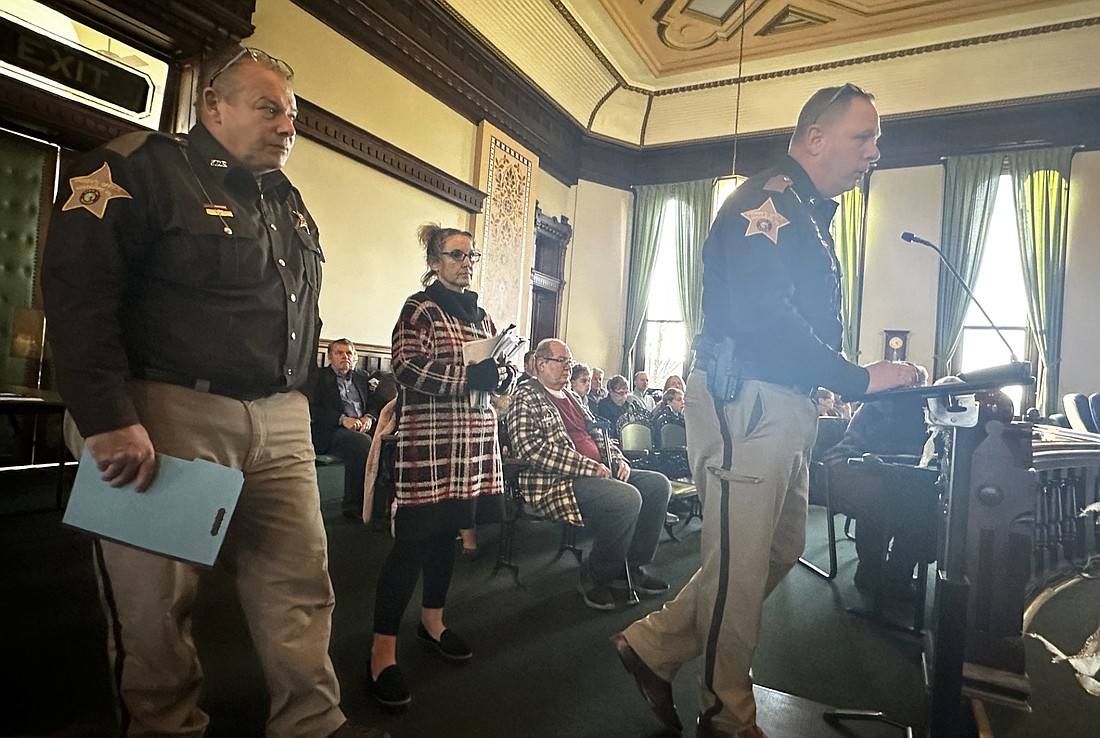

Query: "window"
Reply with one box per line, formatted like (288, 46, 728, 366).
(643, 199, 686, 385)
(957, 173, 1030, 413)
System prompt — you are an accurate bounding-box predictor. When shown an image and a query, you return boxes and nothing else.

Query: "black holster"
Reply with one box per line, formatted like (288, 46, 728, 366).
(694, 335, 743, 403)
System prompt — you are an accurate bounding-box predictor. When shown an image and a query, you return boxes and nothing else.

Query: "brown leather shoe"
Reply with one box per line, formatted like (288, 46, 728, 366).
(697, 714, 767, 738)
(610, 632, 683, 732)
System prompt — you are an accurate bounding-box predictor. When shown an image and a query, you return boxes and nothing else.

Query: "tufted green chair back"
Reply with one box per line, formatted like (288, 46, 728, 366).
(0, 131, 55, 386)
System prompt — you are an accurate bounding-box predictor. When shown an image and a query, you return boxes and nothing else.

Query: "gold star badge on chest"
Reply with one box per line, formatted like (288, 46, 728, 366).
(61, 163, 132, 219)
(740, 197, 789, 245)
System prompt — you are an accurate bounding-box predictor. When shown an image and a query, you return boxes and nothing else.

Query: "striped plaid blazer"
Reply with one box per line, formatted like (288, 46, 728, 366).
(391, 291, 502, 506)
(503, 380, 626, 526)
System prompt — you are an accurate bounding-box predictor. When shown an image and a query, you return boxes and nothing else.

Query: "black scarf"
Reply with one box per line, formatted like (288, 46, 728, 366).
(425, 281, 485, 324)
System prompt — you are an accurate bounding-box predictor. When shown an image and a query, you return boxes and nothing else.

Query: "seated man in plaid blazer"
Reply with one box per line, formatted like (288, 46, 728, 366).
(503, 338, 672, 610)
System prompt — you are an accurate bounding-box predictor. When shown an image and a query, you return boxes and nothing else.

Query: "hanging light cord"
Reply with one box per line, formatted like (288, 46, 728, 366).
(731, 0, 747, 176)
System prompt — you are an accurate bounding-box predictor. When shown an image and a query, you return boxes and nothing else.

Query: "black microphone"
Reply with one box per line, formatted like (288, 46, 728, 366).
(900, 231, 1021, 364)
(900, 231, 1034, 395)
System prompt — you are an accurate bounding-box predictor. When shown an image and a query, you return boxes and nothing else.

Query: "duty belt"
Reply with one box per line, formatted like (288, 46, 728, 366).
(132, 367, 275, 402)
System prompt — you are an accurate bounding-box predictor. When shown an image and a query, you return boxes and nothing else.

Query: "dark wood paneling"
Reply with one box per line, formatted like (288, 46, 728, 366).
(39, 0, 255, 58)
(296, 98, 486, 213)
(0, 74, 142, 150)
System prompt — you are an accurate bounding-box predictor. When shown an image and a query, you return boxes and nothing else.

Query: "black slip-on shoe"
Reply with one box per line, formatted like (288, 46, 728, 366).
(368, 663, 411, 711)
(416, 623, 473, 661)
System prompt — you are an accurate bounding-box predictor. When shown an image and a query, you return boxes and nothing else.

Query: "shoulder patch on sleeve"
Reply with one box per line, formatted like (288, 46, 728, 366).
(102, 131, 185, 158)
(61, 162, 132, 219)
(763, 174, 793, 194)
(740, 197, 790, 245)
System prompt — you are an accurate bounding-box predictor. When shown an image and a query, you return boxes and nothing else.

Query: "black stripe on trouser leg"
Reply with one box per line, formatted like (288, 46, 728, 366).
(701, 393, 735, 723)
(93, 538, 130, 736)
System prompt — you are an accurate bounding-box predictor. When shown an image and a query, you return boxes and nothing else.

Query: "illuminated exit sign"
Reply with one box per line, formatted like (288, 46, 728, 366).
(0, 13, 152, 115)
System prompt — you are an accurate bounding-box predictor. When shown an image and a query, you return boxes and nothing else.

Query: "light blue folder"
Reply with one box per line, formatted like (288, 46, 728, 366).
(63, 449, 244, 567)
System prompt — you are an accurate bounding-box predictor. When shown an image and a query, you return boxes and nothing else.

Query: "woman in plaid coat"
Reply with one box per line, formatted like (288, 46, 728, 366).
(368, 224, 513, 711)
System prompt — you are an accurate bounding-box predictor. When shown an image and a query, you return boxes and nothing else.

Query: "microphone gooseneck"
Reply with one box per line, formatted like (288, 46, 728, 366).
(899, 231, 1019, 364)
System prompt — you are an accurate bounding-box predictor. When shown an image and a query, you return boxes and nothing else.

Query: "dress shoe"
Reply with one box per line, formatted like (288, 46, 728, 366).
(416, 623, 473, 661)
(631, 567, 670, 596)
(697, 714, 768, 738)
(327, 721, 392, 738)
(610, 632, 682, 732)
(368, 662, 411, 711)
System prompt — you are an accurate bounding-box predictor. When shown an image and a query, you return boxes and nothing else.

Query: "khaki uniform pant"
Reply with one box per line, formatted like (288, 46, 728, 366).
(72, 381, 344, 738)
(623, 373, 817, 734)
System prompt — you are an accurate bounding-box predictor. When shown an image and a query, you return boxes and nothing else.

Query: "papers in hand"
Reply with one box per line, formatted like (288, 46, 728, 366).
(62, 449, 244, 567)
(463, 324, 526, 409)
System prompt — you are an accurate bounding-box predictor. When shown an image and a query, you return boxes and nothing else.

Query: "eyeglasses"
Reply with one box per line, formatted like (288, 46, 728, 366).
(442, 249, 482, 264)
(610, 388, 628, 396)
(811, 83, 868, 125)
(541, 356, 574, 368)
(209, 47, 295, 88)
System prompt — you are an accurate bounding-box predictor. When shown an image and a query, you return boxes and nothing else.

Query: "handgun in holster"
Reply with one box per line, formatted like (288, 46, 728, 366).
(694, 334, 743, 403)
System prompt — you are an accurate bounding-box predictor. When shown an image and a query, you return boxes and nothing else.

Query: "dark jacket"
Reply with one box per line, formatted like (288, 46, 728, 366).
(42, 123, 322, 436)
(699, 155, 868, 398)
(309, 366, 375, 451)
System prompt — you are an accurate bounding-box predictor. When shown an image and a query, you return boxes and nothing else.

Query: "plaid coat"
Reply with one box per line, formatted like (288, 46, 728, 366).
(503, 380, 626, 526)
(391, 290, 502, 506)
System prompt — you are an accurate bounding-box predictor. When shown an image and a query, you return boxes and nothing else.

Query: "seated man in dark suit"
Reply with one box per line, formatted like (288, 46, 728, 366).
(310, 338, 375, 520)
(821, 365, 933, 595)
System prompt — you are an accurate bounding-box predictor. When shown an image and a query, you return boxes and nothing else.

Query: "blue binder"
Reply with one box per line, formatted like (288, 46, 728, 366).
(63, 449, 244, 567)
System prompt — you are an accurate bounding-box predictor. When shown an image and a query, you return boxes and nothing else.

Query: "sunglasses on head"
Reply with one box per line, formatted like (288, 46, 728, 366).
(208, 47, 294, 88)
(811, 83, 868, 125)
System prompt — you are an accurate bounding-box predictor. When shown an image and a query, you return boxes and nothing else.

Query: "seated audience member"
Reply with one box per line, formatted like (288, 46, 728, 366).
(821, 364, 932, 594)
(651, 387, 685, 430)
(504, 339, 672, 610)
(662, 375, 685, 393)
(516, 350, 537, 385)
(630, 371, 658, 411)
(570, 363, 600, 417)
(589, 366, 608, 406)
(310, 338, 375, 521)
(597, 374, 645, 428)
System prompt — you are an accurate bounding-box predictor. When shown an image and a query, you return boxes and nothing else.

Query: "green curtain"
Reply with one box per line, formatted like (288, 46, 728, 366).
(832, 179, 868, 361)
(622, 184, 671, 373)
(933, 153, 1004, 379)
(674, 178, 714, 355)
(1006, 147, 1075, 415)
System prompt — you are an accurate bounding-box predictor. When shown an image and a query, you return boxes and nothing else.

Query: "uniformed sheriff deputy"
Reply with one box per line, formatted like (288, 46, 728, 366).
(42, 47, 383, 738)
(612, 84, 919, 737)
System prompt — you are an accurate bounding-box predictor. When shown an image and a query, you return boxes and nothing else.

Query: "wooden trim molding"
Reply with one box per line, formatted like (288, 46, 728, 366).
(530, 271, 562, 292)
(0, 74, 142, 150)
(534, 203, 573, 245)
(296, 98, 486, 213)
(40, 0, 255, 59)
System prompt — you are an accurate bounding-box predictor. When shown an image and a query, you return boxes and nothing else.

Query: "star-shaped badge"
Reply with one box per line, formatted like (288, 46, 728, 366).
(61, 163, 132, 219)
(740, 197, 789, 245)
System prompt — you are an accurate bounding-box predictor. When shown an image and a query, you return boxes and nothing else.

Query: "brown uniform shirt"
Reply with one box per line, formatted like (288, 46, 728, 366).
(42, 123, 323, 437)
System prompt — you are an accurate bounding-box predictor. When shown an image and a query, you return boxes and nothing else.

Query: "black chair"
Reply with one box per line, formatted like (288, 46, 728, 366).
(1063, 393, 1097, 432)
(797, 416, 851, 579)
(1089, 393, 1100, 433)
(492, 457, 583, 587)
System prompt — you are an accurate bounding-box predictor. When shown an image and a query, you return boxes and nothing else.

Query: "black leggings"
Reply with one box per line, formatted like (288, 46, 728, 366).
(372, 528, 458, 635)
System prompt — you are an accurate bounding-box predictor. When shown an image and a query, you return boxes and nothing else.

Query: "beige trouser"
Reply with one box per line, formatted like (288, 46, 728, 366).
(623, 373, 817, 735)
(70, 381, 344, 738)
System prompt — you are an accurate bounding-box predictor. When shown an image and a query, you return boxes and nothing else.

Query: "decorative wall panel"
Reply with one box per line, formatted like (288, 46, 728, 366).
(470, 122, 538, 331)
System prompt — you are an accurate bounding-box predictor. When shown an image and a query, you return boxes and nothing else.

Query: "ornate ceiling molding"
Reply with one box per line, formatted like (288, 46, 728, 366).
(295, 98, 487, 214)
